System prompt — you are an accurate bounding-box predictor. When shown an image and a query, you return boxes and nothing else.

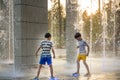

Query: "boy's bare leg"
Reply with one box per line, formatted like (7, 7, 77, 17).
(83, 60, 90, 76)
(49, 64, 54, 77)
(36, 64, 42, 78)
(76, 60, 80, 74)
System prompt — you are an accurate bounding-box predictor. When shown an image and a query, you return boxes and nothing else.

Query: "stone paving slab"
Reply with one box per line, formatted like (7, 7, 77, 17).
(0, 72, 120, 80)
(0, 57, 120, 80)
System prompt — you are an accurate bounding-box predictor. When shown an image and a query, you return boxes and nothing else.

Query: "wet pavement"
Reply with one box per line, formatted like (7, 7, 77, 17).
(6, 72, 119, 80)
(0, 50, 120, 80)
(0, 57, 120, 80)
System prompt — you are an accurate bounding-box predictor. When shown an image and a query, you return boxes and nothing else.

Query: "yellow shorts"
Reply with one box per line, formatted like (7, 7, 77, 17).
(77, 54, 86, 61)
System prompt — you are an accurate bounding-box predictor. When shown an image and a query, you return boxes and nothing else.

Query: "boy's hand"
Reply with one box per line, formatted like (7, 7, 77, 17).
(35, 47, 41, 58)
(86, 53, 89, 56)
(53, 55, 55, 59)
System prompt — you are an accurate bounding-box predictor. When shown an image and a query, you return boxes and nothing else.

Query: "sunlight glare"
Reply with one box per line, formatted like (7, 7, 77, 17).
(48, 0, 66, 11)
(48, 0, 52, 10)
(60, 0, 66, 8)
(78, 0, 99, 16)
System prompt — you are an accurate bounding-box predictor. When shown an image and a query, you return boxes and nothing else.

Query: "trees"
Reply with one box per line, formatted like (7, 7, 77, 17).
(48, 0, 66, 48)
(82, 11, 102, 43)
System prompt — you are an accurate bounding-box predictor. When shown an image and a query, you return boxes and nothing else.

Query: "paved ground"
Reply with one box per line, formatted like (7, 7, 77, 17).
(5, 72, 119, 80)
(0, 57, 120, 80)
(0, 49, 120, 80)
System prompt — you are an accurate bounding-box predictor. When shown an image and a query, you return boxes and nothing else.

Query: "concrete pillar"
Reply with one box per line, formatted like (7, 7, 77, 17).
(115, 8, 120, 54)
(14, 0, 48, 72)
(66, 0, 78, 63)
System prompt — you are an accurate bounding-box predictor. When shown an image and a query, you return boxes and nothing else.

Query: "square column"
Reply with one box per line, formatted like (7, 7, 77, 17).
(14, 0, 48, 73)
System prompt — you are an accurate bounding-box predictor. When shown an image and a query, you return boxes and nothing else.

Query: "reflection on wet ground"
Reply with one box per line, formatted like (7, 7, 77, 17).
(0, 57, 120, 80)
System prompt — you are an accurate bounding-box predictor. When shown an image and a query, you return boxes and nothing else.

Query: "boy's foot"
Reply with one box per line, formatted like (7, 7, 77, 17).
(33, 77, 39, 80)
(49, 77, 59, 80)
(84, 73, 91, 77)
(49, 77, 55, 80)
(72, 73, 80, 77)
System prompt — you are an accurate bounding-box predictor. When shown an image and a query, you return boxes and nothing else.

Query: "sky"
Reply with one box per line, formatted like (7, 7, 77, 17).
(48, 0, 117, 15)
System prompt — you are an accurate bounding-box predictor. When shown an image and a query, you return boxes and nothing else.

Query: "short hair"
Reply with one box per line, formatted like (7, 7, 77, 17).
(45, 33, 51, 38)
(74, 32, 81, 39)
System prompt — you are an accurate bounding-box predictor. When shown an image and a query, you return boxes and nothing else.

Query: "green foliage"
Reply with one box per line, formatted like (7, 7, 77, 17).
(48, 0, 66, 48)
(82, 10, 102, 44)
(82, 1, 115, 51)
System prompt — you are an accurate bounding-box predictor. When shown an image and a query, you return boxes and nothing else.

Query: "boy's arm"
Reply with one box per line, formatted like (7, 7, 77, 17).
(86, 44, 90, 56)
(35, 47, 41, 57)
(52, 48, 55, 58)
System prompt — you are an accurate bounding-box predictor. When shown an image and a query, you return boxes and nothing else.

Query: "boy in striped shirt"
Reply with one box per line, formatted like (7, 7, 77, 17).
(34, 33, 55, 80)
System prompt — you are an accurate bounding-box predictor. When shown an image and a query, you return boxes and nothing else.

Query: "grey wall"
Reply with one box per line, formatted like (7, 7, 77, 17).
(14, 0, 48, 71)
(66, 0, 78, 63)
(115, 8, 120, 54)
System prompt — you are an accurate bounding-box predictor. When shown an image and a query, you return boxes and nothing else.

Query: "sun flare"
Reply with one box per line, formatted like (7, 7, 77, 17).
(48, 0, 66, 10)
(78, 0, 99, 15)
(48, 0, 52, 10)
(48, 0, 110, 15)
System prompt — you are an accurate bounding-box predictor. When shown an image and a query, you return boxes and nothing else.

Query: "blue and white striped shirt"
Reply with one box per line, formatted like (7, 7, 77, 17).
(40, 40, 53, 55)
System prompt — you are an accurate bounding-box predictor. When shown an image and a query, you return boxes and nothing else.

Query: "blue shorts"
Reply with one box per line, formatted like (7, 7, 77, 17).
(39, 55, 52, 65)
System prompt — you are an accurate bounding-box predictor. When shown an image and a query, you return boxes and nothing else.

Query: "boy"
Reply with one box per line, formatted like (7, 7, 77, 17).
(33, 33, 56, 80)
(73, 32, 90, 77)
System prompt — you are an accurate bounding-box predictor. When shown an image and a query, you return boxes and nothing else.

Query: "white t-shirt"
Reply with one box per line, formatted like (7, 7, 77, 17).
(78, 40, 87, 54)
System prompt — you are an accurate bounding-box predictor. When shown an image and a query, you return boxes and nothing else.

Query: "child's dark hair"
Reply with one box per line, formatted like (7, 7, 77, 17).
(74, 32, 81, 39)
(45, 33, 51, 38)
